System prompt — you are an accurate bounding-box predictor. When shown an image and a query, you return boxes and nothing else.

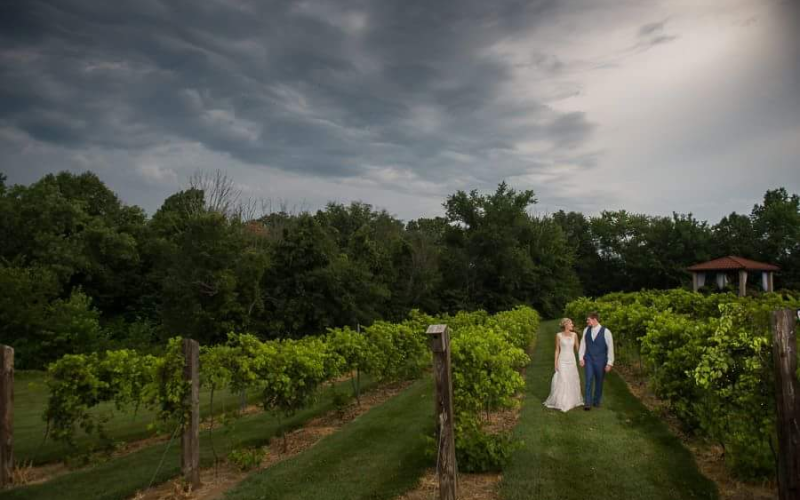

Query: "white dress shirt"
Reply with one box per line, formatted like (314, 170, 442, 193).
(578, 325, 615, 366)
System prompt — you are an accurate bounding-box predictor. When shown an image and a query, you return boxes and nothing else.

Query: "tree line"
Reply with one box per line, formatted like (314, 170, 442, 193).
(555, 188, 800, 296)
(0, 170, 797, 368)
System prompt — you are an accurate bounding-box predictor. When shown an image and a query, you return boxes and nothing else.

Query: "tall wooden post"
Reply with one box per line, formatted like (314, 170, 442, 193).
(769, 272, 775, 292)
(181, 339, 200, 490)
(772, 310, 800, 500)
(427, 325, 457, 500)
(0, 346, 13, 489)
(692, 272, 699, 292)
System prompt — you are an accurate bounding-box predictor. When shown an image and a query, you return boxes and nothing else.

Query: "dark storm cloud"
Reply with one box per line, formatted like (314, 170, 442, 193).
(635, 19, 677, 50)
(0, 0, 594, 185)
(638, 21, 666, 36)
(2, 0, 798, 224)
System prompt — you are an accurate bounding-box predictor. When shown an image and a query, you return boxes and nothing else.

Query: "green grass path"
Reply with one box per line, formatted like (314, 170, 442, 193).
(223, 378, 434, 500)
(500, 320, 719, 500)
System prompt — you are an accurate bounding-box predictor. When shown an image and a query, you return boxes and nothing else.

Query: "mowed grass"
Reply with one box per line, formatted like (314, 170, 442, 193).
(12, 370, 264, 465)
(1, 377, 378, 500)
(499, 320, 718, 500)
(223, 377, 435, 500)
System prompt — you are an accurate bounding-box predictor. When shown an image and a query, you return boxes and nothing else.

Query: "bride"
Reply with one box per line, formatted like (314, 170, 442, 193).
(543, 318, 584, 412)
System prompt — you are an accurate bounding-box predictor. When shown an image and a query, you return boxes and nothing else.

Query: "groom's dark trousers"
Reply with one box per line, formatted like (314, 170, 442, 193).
(584, 325, 608, 406)
(584, 358, 606, 406)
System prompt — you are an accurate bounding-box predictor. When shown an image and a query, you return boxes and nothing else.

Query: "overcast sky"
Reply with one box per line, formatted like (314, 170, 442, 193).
(1, 0, 798, 223)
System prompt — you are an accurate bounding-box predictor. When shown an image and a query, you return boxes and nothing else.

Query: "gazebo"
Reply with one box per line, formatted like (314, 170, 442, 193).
(687, 256, 779, 296)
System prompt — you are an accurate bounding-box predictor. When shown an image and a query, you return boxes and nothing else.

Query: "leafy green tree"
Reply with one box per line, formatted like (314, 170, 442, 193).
(587, 211, 715, 293)
(552, 210, 604, 296)
(589, 210, 648, 292)
(262, 213, 388, 336)
(643, 213, 712, 289)
(751, 188, 800, 289)
(315, 202, 405, 320)
(0, 172, 147, 317)
(711, 212, 758, 259)
(402, 217, 446, 313)
(0, 264, 60, 367)
(0, 261, 103, 367)
(44, 290, 104, 359)
(526, 215, 582, 315)
(440, 182, 579, 317)
(145, 189, 269, 344)
(260, 214, 337, 336)
(0, 175, 92, 282)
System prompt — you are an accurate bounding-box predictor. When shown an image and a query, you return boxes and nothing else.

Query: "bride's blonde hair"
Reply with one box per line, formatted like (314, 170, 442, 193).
(559, 318, 573, 330)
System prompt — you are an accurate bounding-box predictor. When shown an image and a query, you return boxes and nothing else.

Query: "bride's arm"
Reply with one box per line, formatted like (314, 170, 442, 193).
(554, 334, 561, 371)
(572, 332, 580, 354)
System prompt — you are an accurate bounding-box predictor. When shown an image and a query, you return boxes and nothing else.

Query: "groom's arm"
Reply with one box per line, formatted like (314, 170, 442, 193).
(605, 329, 614, 370)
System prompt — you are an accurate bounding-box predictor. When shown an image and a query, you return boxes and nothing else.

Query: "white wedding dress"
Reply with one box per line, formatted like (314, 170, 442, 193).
(543, 332, 584, 412)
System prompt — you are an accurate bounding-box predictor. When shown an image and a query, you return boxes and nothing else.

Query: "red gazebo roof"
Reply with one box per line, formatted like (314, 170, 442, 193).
(687, 256, 779, 272)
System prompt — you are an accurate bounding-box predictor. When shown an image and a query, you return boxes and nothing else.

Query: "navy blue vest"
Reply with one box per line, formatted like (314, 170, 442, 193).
(584, 326, 608, 363)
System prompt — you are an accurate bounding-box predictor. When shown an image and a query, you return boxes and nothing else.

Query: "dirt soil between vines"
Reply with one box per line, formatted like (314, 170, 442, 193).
(397, 470, 503, 500)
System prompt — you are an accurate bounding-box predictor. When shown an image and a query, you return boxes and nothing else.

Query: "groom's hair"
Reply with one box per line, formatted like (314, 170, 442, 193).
(587, 312, 600, 320)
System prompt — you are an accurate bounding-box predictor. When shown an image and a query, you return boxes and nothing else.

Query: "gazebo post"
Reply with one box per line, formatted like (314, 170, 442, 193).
(692, 272, 699, 292)
(739, 270, 747, 297)
(769, 272, 775, 292)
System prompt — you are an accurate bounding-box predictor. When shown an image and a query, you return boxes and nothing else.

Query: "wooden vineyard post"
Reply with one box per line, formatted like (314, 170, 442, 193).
(772, 309, 800, 500)
(0, 346, 12, 489)
(182, 339, 200, 490)
(427, 325, 457, 500)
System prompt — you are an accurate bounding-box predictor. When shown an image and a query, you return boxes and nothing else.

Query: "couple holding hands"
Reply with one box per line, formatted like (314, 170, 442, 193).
(543, 312, 615, 412)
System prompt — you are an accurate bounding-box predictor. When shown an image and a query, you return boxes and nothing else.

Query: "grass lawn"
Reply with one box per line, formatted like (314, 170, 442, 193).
(12, 370, 264, 465)
(222, 377, 435, 500)
(499, 320, 719, 500)
(1, 377, 378, 500)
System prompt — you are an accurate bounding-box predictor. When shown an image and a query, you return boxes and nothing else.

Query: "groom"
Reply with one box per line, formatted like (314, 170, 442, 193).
(579, 312, 615, 411)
